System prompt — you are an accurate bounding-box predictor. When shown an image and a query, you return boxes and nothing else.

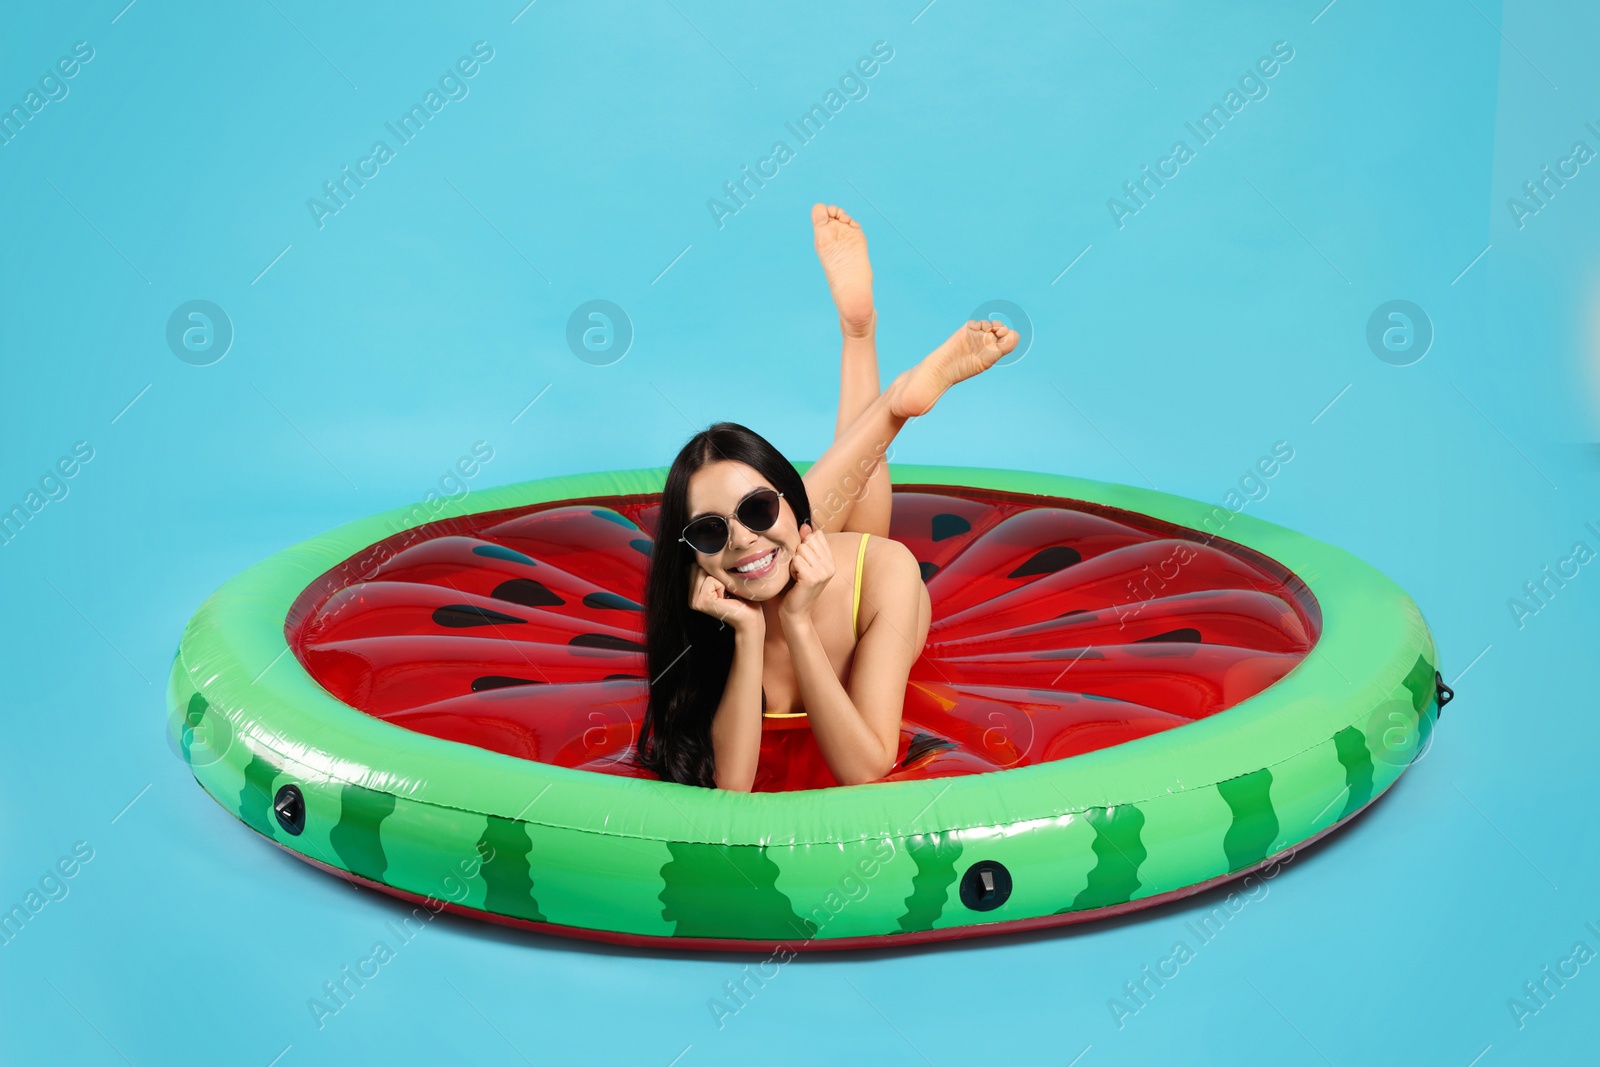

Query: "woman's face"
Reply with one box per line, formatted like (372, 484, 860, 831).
(683, 460, 799, 600)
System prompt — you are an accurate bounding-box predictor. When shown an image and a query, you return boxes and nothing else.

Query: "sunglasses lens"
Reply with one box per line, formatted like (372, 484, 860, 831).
(684, 517, 728, 554)
(682, 489, 780, 554)
(738, 489, 780, 532)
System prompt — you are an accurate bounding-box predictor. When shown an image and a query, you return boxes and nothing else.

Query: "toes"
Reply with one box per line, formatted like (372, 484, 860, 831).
(812, 203, 863, 233)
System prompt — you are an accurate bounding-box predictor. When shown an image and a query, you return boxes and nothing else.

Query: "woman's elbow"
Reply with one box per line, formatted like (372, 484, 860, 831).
(714, 768, 756, 792)
(837, 750, 897, 787)
(875, 740, 898, 781)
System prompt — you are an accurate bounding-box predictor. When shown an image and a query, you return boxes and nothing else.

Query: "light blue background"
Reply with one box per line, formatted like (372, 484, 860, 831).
(2, 1, 1596, 1064)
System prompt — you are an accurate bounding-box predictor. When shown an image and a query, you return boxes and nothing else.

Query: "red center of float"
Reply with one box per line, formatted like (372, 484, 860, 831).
(285, 486, 1321, 792)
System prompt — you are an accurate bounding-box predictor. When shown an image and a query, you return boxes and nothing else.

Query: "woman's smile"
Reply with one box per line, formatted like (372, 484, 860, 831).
(729, 546, 780, 580)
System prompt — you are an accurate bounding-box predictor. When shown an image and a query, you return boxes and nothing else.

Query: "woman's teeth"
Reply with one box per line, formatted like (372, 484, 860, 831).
(733, 549, 777, 574)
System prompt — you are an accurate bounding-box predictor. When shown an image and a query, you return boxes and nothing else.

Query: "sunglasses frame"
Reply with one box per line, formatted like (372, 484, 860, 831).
(678, 487, 785, 555)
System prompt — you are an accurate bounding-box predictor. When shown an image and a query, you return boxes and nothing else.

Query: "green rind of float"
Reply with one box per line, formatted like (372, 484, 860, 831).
(168, 463, 1439, 940)
(170, 462, 1436, 844)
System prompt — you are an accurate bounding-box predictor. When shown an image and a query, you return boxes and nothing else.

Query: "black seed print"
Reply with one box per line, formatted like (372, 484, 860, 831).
(491, 579, 565, 609)
(570, 633, 647, 653)
(1134, 627, 1203, 643)
(472, 543, 536, 565)
(583, 591, 642, 611)
(1007, 545, 1082, 579)
(433, 605, 527, 628)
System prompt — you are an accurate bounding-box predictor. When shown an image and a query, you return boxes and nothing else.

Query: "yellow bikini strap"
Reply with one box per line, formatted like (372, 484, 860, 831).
(852, 532, 868, 637)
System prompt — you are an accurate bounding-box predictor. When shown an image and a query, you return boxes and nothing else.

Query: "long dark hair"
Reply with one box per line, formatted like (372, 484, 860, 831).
(635, 422, 812, 788)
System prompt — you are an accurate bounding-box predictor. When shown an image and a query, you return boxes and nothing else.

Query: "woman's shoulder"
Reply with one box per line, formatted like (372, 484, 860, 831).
(832, 532, 920, 586)
(821, 529, 869, 555)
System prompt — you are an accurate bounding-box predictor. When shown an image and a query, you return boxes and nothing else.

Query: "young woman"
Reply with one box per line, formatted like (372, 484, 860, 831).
(636, 204, 1018, 791)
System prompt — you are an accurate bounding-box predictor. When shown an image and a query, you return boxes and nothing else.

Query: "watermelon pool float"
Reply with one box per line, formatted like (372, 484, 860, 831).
(168, 463, 1450, 951)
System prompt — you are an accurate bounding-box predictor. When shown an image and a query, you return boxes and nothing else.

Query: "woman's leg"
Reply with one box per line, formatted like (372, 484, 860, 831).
(804, 320, 1019, 534)
(812, 204, 892, 539)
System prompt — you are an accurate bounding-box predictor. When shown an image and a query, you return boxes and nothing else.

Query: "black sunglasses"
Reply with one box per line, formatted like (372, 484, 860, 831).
(679, 487, 784, 555)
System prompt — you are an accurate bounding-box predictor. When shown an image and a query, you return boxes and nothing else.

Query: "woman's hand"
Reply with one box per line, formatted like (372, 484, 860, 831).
(778, 523, 835, 624)
(688, 560, 765, 636)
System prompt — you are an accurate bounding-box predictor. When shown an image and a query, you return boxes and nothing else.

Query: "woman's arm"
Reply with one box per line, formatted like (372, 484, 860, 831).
(782, 536, 926, 786)
(782, 615, 894, 785)
(687, 560, 766, 792)
(710, 623, 765, 791)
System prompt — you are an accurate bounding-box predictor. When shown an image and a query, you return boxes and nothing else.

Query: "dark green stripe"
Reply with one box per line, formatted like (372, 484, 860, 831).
(476, 816, 543, 922)
(329, 782, 396, 881)
(1414, 692, 1436, 758)
(1060, 804, 1146, 912)
(659, 843, 817, 940)
(1332, 725, 1375, 821)
(1402, 653, 1438, 762)
(1218, 769, 1279, 872)
(896, 831, 963, 932)
(180, 692, 208, 765)
(238, 751, 278, 838)
(1401, 653, 1435, 713)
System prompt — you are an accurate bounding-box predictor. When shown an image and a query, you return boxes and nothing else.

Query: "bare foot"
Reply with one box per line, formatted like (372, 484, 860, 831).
(890, 320, 1019, 418)
(812, 203, 875, 337)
